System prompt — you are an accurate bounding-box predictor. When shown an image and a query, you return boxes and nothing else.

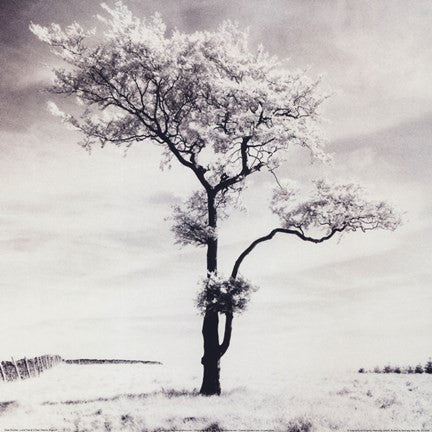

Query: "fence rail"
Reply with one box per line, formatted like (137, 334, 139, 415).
(0, 354, 62, 383)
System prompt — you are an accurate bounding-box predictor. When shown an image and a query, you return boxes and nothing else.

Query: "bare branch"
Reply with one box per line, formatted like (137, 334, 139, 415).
(231, 226, 345, 279)
(219, 313, 233, 357)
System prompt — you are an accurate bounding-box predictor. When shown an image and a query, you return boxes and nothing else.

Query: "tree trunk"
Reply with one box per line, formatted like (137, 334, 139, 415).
(206, 192, 218, 274)
(200, 192, 222, 396)
(199, 310, 221, 395)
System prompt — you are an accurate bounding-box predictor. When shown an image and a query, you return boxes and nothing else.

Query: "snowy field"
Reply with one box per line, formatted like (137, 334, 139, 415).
(0, 363, 431, 431)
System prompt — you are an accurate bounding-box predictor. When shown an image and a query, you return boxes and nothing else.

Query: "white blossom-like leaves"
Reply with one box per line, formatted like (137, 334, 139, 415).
(171, 188, 242, 247)
(171, 191, 214, 247)
(271, 180, 401, 236)
(30, 2, 329, 178)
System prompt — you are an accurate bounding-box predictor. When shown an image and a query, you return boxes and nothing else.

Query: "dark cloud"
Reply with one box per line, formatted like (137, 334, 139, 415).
(0, 83, 48, 131)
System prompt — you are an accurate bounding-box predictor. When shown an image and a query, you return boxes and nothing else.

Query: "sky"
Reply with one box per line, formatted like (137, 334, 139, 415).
(0, 0, 431, 378)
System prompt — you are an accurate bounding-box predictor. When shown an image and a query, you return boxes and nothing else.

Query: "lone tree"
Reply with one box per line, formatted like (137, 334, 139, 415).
(31, 2, 400, 396)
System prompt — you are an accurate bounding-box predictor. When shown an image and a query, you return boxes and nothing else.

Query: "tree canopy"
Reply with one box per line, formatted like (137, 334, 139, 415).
(30, 2, 326, 191)
(31, 0, 401, 305)
(31, 0, 400, 300)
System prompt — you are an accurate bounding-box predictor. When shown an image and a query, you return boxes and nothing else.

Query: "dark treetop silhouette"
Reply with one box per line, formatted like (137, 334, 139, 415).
(31, 2, 400, 396)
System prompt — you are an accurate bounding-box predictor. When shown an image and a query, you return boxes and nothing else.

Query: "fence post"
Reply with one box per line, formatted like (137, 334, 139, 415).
(24, 357, 31, 378)
(33, 358, 39, 376)
(0, 362, 6, 382)
(11, 357, 21, 380)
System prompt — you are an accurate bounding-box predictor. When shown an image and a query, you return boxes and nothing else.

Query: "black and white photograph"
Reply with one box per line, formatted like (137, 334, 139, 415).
(0, 1, 431, 430)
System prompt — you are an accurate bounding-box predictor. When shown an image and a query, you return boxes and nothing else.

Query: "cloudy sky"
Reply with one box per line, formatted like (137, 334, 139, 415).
(1, 0, 431, 377)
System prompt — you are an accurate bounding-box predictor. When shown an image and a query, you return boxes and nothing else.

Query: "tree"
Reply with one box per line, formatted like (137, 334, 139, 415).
(425, 359, 432, 374)
(31, 2, 400, 396)
(415, 364, 424, 374)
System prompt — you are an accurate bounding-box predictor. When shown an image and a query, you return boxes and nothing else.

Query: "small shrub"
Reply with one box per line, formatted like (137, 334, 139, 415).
(0, 402, 17, 415)
(120, 414, 133, 424)
(415, 364, 424, 374)
(202, 422, 223, 432)
(285, 416, 313, 432)
(383, 365, 392, 373)
(406, 366, 414, 374)
(373, 366, 381, 373)
(394, 366, 401, 374)
(424, 359, 432, 374)
(358, 368, 365, 373)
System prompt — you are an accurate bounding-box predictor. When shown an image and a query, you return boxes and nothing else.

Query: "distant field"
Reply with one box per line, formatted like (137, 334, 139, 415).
(0, 363, 431, 431)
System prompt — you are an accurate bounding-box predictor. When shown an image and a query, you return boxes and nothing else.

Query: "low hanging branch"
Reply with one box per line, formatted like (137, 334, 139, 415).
(232, 180, 400, 279)
(231, 226, 345, 279)
(220, 226, 342, 358)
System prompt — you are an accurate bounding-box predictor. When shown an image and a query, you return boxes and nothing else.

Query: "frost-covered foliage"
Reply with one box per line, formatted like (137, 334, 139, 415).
(30, 1, 328, 181)
(271, 180, 401, 236)
(196, 274, 257, 314)
(171, 191, 215, 247)
(171, 188, 242, 247)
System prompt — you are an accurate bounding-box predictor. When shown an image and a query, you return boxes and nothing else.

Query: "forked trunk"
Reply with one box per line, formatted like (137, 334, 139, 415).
(199, 309, 233, 395)
(199, 192, 232, 396)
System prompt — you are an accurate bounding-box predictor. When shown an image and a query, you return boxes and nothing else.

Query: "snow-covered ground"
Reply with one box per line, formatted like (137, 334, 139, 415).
(0, 362, 431, 431)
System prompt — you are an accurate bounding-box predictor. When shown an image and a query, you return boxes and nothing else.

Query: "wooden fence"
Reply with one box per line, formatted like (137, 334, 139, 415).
(0, 354, 62, 383)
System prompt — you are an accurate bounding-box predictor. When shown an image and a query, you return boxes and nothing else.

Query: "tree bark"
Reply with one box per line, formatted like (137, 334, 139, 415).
(206, 192, 218, 274)
(200, 192, 223, 396)
(199, 310, 221, 395)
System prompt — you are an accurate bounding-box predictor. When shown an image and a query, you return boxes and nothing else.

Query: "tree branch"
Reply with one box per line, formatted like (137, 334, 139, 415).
(231, 226, 346, 279)
(156, 130, 211, 191)
(214, 136, 265, 193)
(219, 312, 233, 358)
